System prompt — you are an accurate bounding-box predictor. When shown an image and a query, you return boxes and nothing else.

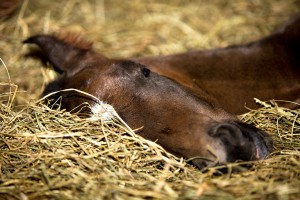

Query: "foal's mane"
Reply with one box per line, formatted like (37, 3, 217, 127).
(54, 32, 94, 50)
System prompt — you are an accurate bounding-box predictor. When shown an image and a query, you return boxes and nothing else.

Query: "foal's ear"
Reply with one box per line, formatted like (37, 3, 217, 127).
(23, 33, 96, 75)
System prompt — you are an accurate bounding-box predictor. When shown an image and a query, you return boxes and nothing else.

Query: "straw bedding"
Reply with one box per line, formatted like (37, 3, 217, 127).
(1, 0, 300, 199)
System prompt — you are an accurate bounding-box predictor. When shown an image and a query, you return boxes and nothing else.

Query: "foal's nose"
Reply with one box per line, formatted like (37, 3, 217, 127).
(209, 122, 273, 163)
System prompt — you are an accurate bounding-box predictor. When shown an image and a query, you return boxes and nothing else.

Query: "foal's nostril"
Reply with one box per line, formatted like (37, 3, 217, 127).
(209, 122, 261, 162)
(210, 123, 246, 147)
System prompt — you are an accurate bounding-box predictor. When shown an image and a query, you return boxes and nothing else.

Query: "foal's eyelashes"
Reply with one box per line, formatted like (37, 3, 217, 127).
(142, 67, 151, 77)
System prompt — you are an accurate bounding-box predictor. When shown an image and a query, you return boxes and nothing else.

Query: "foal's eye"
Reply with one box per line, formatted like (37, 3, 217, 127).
(142, 67, 151, 78)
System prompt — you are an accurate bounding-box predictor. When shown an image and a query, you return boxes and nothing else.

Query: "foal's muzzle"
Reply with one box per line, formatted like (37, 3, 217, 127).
(209, 121, 273, 163)
(189, 121, 273, 169)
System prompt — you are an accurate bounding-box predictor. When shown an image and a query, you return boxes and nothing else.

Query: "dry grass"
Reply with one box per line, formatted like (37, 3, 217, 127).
(1, 0, 300, 199)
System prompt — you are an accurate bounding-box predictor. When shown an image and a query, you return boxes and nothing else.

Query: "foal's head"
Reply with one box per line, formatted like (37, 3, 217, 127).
(24, 33, 273, 169)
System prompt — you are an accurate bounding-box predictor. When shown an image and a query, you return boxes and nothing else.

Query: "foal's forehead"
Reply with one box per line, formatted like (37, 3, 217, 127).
(85, 60, 143, 76)
(113, 60, 146, 70)
(99, 60, 149, 78)
(86, 60, 148, 83)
